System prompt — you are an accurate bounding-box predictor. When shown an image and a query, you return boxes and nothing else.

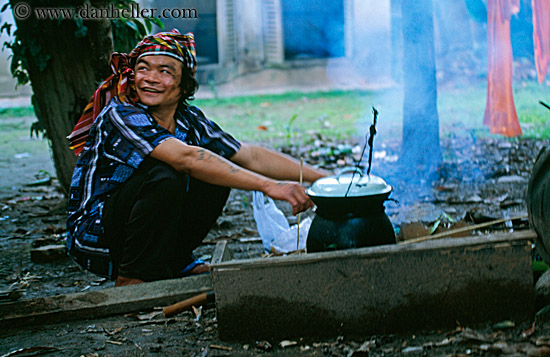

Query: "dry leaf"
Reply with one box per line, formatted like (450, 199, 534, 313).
(280, 340, 298, 348)
(192, 305, 202, 321)
(136, 311, 163, 321)
(1, 347, 61, 356)
(521, 322, 536, 338)
(493, 320, 515, 330)
(209, 344, 232, 351)
(536, 336, 550, 347)
(104, 326, 126, 336)
(256, 341, 273, 351)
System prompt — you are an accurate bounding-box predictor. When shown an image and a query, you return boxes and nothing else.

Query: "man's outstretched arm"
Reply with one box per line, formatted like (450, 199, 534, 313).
(150, 138, 313, 215)
(230, 143, 329, 183)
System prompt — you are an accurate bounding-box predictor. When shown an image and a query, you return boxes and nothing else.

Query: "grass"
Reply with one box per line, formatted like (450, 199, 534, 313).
(0, 106, 42, 158)
(1, 80, 549, 149)
(514, 82, 550, 138)
(0, 106, 35, 120)
(194, 90, 376, 146)
(194, 81, 550, 147)
(0, 116, 47, 158)
(438, 81, 550, 139)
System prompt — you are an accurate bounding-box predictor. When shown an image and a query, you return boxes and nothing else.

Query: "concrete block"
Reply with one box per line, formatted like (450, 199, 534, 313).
(211, 230, 535, 341)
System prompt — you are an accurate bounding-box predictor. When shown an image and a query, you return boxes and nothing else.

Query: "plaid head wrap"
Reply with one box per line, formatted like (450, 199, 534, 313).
(68, 29, 196, 155)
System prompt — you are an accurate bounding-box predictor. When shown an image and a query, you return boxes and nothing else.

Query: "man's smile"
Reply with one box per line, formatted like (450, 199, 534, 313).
(141, 87, 162, 93)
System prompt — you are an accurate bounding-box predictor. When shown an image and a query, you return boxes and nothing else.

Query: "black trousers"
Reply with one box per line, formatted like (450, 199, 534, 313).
(103, 157, 230, 281)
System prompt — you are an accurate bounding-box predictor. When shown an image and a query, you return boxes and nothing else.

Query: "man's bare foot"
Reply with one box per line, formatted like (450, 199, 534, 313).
(189, 263, 210, 275)
(115, 275, 144, 287)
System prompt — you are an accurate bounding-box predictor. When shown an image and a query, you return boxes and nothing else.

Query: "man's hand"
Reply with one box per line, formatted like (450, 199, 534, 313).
(264, 181, 314, 216)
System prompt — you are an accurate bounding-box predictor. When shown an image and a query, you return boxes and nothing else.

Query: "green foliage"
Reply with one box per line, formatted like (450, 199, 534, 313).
(240, 195, 249, 210)
(110, 0, 163, 52)
(1, 11, 46, 85)
(0, 0, 162, 137)
(0, 0, 162, 86)
(285, 113, 298, 142)
(2, 1, 57, 85)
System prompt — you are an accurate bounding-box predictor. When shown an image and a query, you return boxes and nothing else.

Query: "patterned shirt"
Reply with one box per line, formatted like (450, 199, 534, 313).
(66, 97, 240, 277)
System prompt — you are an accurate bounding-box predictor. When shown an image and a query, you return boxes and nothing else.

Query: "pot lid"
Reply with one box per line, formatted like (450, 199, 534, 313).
(307, 167, 392, 198)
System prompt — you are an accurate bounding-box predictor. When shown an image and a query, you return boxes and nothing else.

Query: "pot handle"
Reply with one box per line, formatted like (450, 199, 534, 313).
(336, 167, 364, 182)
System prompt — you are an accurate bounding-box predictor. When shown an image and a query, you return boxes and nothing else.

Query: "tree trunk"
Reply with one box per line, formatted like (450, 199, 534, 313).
(13, 11, 113, 195)
(400, 0, 441, 176)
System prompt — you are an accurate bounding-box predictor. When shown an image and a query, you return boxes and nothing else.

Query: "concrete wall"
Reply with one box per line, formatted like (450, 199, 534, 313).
(234, 0, 264, 72)
(211, 0, 393, 92)
(212, 232, 535, 341)
(0, 0, 395, 104)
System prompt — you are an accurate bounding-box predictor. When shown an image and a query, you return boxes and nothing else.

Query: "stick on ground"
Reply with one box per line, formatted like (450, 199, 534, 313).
(402, 214, 528, 244)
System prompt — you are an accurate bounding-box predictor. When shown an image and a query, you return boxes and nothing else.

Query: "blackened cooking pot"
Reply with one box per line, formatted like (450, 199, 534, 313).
(306, 168, 396, 252)
(306, 168, 393, 216)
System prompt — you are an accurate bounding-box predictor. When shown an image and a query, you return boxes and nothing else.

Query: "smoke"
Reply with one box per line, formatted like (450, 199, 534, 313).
(318, 0, 537, 210)
(322, 0, 487, 207)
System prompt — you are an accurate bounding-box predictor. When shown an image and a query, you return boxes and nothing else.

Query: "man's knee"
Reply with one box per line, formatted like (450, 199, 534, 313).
(140, 159, 188, 197)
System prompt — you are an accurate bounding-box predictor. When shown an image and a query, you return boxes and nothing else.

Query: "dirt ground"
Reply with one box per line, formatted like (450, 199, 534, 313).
(2, 135, 550, 356)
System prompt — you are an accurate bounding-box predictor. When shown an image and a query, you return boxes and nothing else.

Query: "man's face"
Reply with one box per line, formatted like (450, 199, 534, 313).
(135, 55, 183, 109)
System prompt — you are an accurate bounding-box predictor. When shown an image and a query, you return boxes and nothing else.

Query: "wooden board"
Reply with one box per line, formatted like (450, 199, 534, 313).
(211, 240, 232, 264)
(0, 274, 212, 329)
(211, 230, 536, 341)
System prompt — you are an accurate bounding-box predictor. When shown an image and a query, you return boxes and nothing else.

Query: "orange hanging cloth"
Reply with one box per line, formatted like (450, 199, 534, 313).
(532, 0, 550, 83)
(483, 0, 523, 137)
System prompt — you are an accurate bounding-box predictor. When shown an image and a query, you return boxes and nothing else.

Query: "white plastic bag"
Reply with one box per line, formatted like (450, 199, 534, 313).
(252, 191, 311, 253)
(270, 216, 311, 253)
(252, 191, 289, 252)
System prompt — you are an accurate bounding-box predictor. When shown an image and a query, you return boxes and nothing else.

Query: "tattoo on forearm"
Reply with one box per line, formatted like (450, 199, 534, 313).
(197, 149, 206, 161)
(195, 148, 241, 173)
(213, 155, 241, 173)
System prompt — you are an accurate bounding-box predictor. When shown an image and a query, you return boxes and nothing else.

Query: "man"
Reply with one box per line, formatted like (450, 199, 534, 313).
(66, 30, 327, 286)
